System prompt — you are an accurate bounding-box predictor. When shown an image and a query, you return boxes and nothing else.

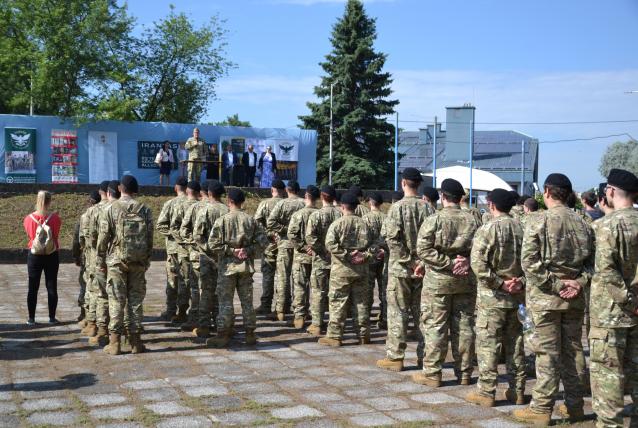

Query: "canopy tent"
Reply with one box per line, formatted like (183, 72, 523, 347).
(424, 165, 513, 192)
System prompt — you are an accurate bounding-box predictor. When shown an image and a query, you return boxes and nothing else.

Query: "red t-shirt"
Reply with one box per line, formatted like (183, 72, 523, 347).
(23, 212, 62, 250)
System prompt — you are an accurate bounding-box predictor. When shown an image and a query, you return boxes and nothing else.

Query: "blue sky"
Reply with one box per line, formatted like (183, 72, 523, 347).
(126, 0, 638, 190)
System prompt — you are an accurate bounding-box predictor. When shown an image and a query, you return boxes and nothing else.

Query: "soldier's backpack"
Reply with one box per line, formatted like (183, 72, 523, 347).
(30, 213, 56, 255)
(116, 201, 149, 264)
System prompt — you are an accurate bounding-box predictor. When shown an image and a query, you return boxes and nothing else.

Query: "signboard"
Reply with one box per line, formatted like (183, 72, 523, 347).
(89, 131, 118, 183)
(219, 136, 245, 155)
(137, 141, 179, 169)
(51, 129, 78, 183)
(4, 127, 36, 183)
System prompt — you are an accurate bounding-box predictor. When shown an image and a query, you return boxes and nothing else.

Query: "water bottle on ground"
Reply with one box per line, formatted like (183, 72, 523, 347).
(517, 304, 535, 349)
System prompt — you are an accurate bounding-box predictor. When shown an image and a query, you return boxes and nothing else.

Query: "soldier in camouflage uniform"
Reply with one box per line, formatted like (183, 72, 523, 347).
(413, 178, 480, 387)
(377, 168, 433, 372)
(254, 179, 286, 314)
(305, 185, 341, 336)
(362, 192, 388, 327)
(318, 192, 372, 347)
(589, 169, 638, 428)
(267, 180, 305, 321)
(97, 175, 153, 355)
(465, 189, 526, 407)
(184, 128, 207, 181)
(481, 192, 493, 225)
(509, 193, 526, 222)
(513, 173, 594, 425)
(156, 177, 188, 321)
(206, 188, 269, 348)
(461, 192, 483, 226)
(288, 185, 320, 329)
(349, 185, 370, 217)
(420, 185, 439, 213)
(74, 191, 101, 324)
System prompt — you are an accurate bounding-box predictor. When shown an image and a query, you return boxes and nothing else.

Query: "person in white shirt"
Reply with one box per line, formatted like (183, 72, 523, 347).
(157, 141, 175, 185)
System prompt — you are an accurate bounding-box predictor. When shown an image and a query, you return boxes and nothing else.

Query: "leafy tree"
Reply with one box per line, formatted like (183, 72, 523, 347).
(299, 0, 398, 188)
(599, 140, 638, 178)
(214, 113, 251, 127)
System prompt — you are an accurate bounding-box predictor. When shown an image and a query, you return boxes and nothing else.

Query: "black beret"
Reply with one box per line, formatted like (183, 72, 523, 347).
(272, 179, 286, 190)
(176, 176, 188, 187)
(306, 185, 320, 199)
(490, 188, 516, 210)
(187, 181, 201, 192)
(340, 191, 359, 207)
(89, 190, 101, 204)
(607, 168, 638, 192)
(421, 185, 439, 202)
(544, 173, 572, 192)
(209, 181, 226, 196)
(320, 184, 336, 199)
(120, 175, 138, 193)
(108, 180, 120, 193)
(287, 180, 300, 192)
(367, 191, 383, 204)
(227, 188, 245, 204)
(349, 185, 363, 198)
(441, 178, 464, 197)
(402, 167, 423, 182)
(509, 190, 520, 200)
(598, 182, 607, 199)
(99, 180, 110, 193)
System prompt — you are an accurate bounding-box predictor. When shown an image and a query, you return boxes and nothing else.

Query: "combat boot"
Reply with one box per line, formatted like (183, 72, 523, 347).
(180, 321, 196, 332)
(245, 329, 257, 345)
(465, 391, 495, 407)
(171, 305, 188, 325)
(83, 321, 97, 337)
(512, 407, 551, 426)
(318, 337, 341, 347)
(130, 333, 146, 354)
(411, 372, 441, 387)
(78, 319, 88, 328)
(88, 326, 109, 346)
(458, 375, 472, 386)
(255, 305, 271, 315)
(293, 317, 305, 329)
(192, 326, 210, 338)
(206, 330, 231, 348)
(306, 324, 321, 336)
(103, 333, 121, 355)
(276, 312, 285, 322)
(376, 358, 404, 372)
(159, 310, 176, 321)
(558, 404, 585, 422)
(504, 389, 525, 405)
(77, 307, 86, 322)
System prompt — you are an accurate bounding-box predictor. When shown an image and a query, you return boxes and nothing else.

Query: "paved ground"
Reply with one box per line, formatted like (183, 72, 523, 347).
(0, 261, 624, 427)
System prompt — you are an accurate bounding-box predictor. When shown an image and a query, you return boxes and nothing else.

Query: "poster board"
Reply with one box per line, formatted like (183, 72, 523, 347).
(51, 129, 78, 183)
(88, 131, 118, 183)
(4, 127, 36, 183)
(137, 141, 179, 170)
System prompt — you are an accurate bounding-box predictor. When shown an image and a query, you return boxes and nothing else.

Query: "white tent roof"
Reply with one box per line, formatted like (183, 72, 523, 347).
(424, 165, 513, 192)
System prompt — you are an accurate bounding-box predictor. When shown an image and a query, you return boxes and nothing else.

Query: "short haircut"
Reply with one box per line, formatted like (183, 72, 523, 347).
(581, 191, 597, 208)
(442, 192, 461, 204)
(524, 197, 539, 212)
(403, 179, 419, 190)
(544, 184, 570, 203)
(492, 200, 512, 213)
(341, 202, 356, 212)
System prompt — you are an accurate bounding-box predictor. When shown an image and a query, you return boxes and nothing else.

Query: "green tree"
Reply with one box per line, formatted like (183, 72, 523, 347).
(214, 113, 251, 127)
(299, 0, 398, 188)
(598, 140, 638, 178)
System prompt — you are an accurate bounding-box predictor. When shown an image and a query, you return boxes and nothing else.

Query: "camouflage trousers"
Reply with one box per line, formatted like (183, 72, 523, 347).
(385, 275, 423, 361)
(196, 256, 218, 328)
(529, 309, 585, 413)
(326, 272, 370, 341)
(292, 259, 312, 319)
(309, 266, 330, 328)
(187, 161, 202, 182)
(260, 255, 276, 310)
(106, 264, 147, 335)
(421, 291, 475, 379)
(78, 263, 87, 308)
(368, 261, 387, 322)
(275, 247, 294, 314)
(91, 270, 110, 329)
(216, 272, 256, 332)
(178, 252, 192, 310)
(590, 325, 638, 428)
(475, 306, 525, 396)
(165, 252, 187, 314)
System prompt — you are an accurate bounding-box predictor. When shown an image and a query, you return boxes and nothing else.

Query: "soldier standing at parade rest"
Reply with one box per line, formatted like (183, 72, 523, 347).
(349, 185, 370, 217)
(465, 189, 526, 407)
(461, 191, 483, 226)
(184, 128, 207, 182)
(156, 176, 188, 321)
(206, 188, 269, 348)
(589, 169, 638, 428)
(254, 179, 286, 315)
(420, 185, 439, 213)
(97, 175, 153, 355)
(73, 191, 100, 323)
(318, 191, 373, 347)
(510, 193, 526, 222)
(377, 168, 433, 372)
(305, 185, 341, 336)
(481, 192, 493, 224)
(413, 178, 480, 387)
(287, 185, 320, 329)
(362, 192, 388, 328)
(513, 173, 594, 425)
(267, 180, 305, 321)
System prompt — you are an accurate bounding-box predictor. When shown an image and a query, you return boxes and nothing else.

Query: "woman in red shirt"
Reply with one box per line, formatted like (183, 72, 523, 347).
(23, 190, 61, 325)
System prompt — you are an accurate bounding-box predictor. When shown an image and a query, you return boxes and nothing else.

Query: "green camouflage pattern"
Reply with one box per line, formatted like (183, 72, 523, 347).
(254, 196, 283, 309)
(363, 208, 388, 320)
(156, 195, 186, 313)
(170, 197, 199, 310)
(288, 206, 317, 318)
(354, 204, 370, 218)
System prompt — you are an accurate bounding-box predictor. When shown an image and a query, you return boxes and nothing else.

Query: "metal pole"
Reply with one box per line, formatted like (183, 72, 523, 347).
(329, 83, 334, 185)
(432, 116, 437, 187)
(29, 74, 33, 116)
(394, 112, 399, 191)
(520, 139, 525, 194)
(469, 119, 474, 206)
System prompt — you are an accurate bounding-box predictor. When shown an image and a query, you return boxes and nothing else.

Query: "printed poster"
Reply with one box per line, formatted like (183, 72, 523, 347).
(89, 131, 118, 184)
(4, 127, 36, 183)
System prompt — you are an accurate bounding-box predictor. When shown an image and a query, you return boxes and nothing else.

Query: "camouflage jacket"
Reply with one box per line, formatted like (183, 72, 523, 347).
(72, 219, 84, 266)
(254, 196, 283, 262)
(521, 205, 594, 312)
(417, 205, 479, 294)
(471, 214, 525, 308)
(510, 205, 525, 223)
(355, 204, 370, 218)
(287, 206, 317, 265)
(184, 137, 207, 160)
(481, 212, 493, 225)
(590, 207, 638, 328)
(85, 201, 108, 267)
(362, 210, 387, 265)
(156, 195, 185, 255)
(96, 196, 154, 269)
(208, 208, 269, 276)
(169, 197, 199, 256)
(266, 196, 305, 249)
(325, 213, 372, 278)
(383, 195, 433, 278)
(180, 200, 213, 261)
(306, 206, 341, 270)
(194, 201, 228, 260)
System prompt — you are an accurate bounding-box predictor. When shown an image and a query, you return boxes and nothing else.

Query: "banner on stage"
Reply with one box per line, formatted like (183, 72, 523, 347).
(137, 141, 179, 170)
(4, 127, 36, 183)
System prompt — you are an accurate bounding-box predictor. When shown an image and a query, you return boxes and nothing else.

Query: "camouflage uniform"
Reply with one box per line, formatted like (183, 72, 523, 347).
(208, 209, 268, 333)
(73, 217, 88, 314)
(324, 213, 372, 340)
(589, 207, 638, 428)
(90, 200, 113, 330)
(510, 205, 525, 223)
(383, 196, 432, 361)
(306, 206, 341, 329)
(96, 196, 153, 335)
(362, 209, 388, 323)
(184, 137, 207, 181)
(417, 204, 479, 380)
(156, 195, 187, 315)
(267, 196, 305, 314)
(471, 214, 526, 397)
(170, 197, 199, 313)
(254, 196, 282, 311)
(462, 205, 483, 226)
(481, 212, 493, 225)
(521, 205, 594, 414)
(288, 205, 317, 319)
(355, 204, 370, 218)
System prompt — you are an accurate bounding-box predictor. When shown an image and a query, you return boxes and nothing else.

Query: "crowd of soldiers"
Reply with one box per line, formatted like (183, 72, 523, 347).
(72, 167, 638, 428)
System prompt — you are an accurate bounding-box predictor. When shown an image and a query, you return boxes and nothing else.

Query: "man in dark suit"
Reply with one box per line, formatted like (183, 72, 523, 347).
(242, 144, 258, 187)
(221, 144, 238, 186)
